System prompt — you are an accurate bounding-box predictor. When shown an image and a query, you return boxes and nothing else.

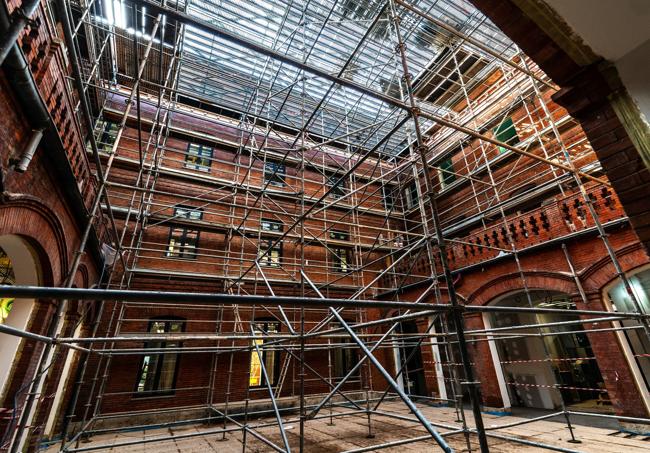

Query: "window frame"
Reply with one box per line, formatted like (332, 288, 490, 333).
(261, 218, 284, 233)
(258, 238, 282, 267)
(134, 317, 185, 397)
(330, 321, 359, 380)
(438, 157, 456, 189)
(382, 185, 395, 211)
(185, 143, 214, 172)
(326, 173, 347, 199)
(97, 120, 118, 152)
(405, 182, 419, 209)
(329, 230, 350, 241)
(493, 116, 519, 154)
(264, 161, 286, 187)
(331, 247, 351, 273)
(249, 319, 282, 388)
(166, 206, 203, 259)
(330, 230, 351, 273)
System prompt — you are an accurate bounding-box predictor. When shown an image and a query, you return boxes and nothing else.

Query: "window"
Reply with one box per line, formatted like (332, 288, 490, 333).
(331, 321, 359, 380)
(329, 230, 349, 241)
(258, 239, 281, 267)
(135, 318, 184, 396)
(332, 248, 350, 272)
(249, 320, 281, 387)
(405, 182, 418, 209)
(330, 231, 351, 273)
(264, 161, 286, 187)
(185, 143, 213, 171)
(261, 218, 283, 232)
(97, 120, 118, 152)
(493, 117, 519, 154)
(438, 158, 456, 189)
(326, 174, 346, 199)
(166, 206, 202, 259)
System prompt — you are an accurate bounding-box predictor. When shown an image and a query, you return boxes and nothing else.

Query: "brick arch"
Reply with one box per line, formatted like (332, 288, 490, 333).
(579, 242, 649, 293)
(72, 262, 89, 290)
(466, 271, 577, 307)
(0, 196, 68, 285)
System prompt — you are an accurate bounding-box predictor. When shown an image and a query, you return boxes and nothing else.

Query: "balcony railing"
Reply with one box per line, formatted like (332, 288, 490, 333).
(388, 184, 626, 289)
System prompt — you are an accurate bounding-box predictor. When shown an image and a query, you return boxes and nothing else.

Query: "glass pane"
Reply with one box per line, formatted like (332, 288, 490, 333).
(270, 249, 280, 264)
(265, 162, 286, 187)
(340, 253, 348, 271)
(174, 206, 203, 220)
(137, 355, 152, 392)
(138, 354, 160, 392)
(608, 270, 650, 391)
(249, 339, 263, 386)
(333, 249, 349, 272)
(158, 354, 178, 390)
(264, 346, 277, 384)
(494, 117, 518, 154)
(330, 231, 349, 241)
(439, 158, 456, 187)
(151, 321, 166, 333)
(186, 144, 212, 171)
(0, 298, 13, 324)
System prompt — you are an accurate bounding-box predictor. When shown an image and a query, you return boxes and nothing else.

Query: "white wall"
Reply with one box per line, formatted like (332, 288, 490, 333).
(0, 235, 39, 399)
(544, 0, 650, 124)
(616, 39, 650, 124)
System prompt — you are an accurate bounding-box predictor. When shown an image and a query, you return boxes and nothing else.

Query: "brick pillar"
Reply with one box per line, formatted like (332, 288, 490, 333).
(415, 318, 440, 398)
(30, 305, 83, 446)
(463, 313, 505, 409)
(551, 68, 650, 254)
(574, 293, 648, 417)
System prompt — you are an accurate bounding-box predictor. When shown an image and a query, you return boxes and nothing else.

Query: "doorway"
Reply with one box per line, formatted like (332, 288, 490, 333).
(489, 290, 607, 410)
(397, 321, 427, 396)
(606, 268, 650, 403)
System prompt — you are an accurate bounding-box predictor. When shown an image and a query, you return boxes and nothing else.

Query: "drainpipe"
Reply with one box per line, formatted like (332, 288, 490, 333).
(0, 0, 49, 172)
(13, 128, 44, 172)
(0, 0, 40, 65)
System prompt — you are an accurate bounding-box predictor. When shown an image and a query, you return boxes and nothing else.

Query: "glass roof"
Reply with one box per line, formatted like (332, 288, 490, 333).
(141, 0, 516, 155)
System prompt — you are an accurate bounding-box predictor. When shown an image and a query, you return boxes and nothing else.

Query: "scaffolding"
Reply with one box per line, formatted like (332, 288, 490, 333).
(1, 0, 649, 452)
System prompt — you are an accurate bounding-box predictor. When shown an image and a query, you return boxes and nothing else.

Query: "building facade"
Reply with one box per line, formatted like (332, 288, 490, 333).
(0, 0, 649, 450)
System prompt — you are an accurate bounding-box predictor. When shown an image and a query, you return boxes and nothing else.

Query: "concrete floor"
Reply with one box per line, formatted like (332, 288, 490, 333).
(50, 401, 650, 452)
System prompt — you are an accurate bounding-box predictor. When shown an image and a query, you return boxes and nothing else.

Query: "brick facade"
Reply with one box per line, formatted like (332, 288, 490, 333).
(1, 0, 650, 449)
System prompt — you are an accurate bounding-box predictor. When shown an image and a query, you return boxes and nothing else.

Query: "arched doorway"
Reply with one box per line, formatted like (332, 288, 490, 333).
(486, 290, 608, 411)
(396, 321, 427, 396)
(0, 235, 40, 399)
(605, 266, 650, 407)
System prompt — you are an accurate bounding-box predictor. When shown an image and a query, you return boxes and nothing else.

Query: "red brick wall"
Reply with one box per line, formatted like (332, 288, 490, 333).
(0, 0, 101, 446)
(398, 226, 649, 416)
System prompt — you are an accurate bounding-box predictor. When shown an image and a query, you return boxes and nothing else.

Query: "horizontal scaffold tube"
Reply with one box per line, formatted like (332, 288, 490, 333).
(0, 285, 442, 310)
(0, 286, 646, 318)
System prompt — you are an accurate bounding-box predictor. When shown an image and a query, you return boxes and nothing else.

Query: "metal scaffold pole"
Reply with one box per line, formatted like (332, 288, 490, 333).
(387, 0, 489, 450)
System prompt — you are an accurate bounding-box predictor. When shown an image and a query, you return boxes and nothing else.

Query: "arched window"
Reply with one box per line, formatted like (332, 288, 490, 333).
(135, 317, 185, 396)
